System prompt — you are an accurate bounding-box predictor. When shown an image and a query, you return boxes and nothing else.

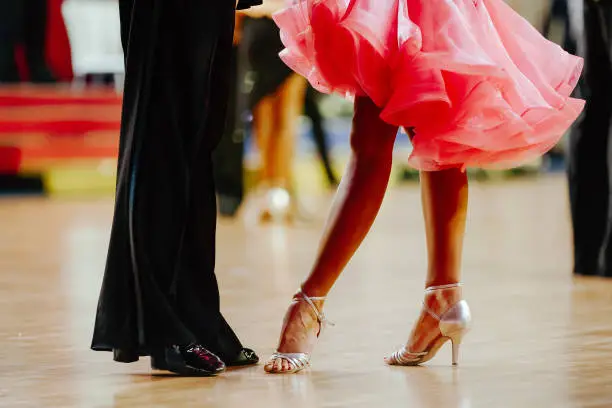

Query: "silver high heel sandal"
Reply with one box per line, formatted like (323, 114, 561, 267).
(386, 283, 471, 366)
(264, 290, 333, 374)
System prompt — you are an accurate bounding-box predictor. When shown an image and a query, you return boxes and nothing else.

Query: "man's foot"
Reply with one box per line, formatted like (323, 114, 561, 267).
(151, 344, 226, 376)
(226, 348, 259, 367)
(264, 291, 328, 374)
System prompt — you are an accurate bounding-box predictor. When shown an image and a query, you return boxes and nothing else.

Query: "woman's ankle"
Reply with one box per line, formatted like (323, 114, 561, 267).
(423, 285, 463, 315)
(424, 277, 461, 289)
(299, 283, 329, 299)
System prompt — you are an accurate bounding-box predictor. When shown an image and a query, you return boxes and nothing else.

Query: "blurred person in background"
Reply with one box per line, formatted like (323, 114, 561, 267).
(214, 14, 339, 219)
(213, 13, 249, 218)
(305, 85, 340, 188)
(540, 0, 578, 166)
(543, 0, 577, 55)
(566, 0, 612, 278)
(90, 0, 261, 377)
(0, 0, 56, 83)
(241, 1, 308, 222)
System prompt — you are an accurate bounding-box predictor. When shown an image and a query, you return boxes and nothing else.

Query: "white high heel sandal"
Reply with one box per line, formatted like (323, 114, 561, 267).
(264, 290, 333, 374)
(385, 283, 472, 366)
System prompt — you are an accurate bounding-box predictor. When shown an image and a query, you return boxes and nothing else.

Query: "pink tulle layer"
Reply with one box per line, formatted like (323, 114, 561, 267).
(273, 0, 585, 170)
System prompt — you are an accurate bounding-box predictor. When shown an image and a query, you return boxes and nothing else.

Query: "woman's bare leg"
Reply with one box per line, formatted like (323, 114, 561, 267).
(410, 169, 468, 350)
(253, 95, 276, 184)
(265, 96, 399, 372)
(254, 74, 306, 189)
(385, 167, 469, 363)
(421, 169, 468, 288)
(300, 97, 399, 296)
(254, 75, 306, 222)
(273, 73, 307, 189)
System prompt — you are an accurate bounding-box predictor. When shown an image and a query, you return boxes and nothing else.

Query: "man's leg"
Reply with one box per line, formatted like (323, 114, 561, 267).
(161, 0, 247, 360)
(92, 0, 255, 369)
(93, 0, 196, 360)
(213, 46, 246, 217)
(567, 0, 612, 276)
(595, 1, 612, 277)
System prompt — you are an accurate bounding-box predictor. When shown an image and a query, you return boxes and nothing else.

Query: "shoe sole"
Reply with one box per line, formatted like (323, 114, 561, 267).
(151, 355, 225, 377)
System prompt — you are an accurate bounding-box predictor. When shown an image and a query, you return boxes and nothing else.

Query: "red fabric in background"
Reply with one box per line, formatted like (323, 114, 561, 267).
(15, 0, 73, 81)
(0, 147, 22, 174)
(47, 0, 73, 80)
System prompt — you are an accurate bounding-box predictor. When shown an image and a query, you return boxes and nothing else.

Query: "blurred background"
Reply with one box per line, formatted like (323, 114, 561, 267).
(0, 0, 568, 204)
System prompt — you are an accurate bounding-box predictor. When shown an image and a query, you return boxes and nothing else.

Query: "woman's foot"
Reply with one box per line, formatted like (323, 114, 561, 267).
(264, 291, 329, 374)
(385, 283, 471, 366)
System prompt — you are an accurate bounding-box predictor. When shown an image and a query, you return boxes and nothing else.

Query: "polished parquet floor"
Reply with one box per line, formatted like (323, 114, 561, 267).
(1, 175, 611, 408)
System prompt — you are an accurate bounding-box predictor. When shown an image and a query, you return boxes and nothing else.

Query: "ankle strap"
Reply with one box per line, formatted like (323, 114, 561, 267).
(296, 290, 334, 327)
(298, 290, 326, 301)
(425, 282, 462, 292)
(422, 283, 462, 320)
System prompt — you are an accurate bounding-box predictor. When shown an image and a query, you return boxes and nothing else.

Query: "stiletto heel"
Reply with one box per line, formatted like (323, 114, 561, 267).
(450, 338, 461, 366)
(386, 283, 471, 367)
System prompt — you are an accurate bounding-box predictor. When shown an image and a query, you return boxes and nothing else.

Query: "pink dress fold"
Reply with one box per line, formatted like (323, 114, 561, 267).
(273, 0, 585, 170)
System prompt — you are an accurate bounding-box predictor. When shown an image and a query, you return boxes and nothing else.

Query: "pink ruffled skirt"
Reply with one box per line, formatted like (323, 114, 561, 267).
(273, 0, 585, 170)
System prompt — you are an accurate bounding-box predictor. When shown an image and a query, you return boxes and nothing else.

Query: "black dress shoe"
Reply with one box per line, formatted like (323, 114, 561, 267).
(151, 344, 226, 376)
(226, 348, 259, 367)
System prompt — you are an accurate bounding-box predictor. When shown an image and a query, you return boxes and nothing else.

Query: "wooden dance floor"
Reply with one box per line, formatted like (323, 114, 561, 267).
(1, 175, 611, 407)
